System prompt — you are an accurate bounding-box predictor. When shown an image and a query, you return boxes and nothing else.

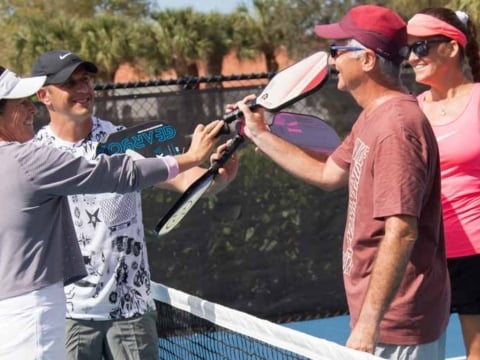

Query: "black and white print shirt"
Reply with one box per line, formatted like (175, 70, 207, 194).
(34, 117, 156, 320)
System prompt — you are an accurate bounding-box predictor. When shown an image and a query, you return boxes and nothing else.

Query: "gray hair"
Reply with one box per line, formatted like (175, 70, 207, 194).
(346, 39, 402, 88)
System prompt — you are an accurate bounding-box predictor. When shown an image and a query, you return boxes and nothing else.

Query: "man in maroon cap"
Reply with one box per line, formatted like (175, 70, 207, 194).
(235, 5, 449, 359)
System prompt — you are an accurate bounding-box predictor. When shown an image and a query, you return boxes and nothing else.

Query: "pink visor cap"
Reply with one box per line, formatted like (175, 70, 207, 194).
(315, 5, 407, 64)
(407, 14, 467, 48)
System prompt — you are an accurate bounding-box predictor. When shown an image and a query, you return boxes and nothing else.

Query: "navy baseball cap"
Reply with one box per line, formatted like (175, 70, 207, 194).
(31, 50, 98, 85)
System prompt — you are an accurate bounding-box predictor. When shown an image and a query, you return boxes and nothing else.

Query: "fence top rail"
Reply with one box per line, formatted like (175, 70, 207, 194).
(95, 72, 275, 91)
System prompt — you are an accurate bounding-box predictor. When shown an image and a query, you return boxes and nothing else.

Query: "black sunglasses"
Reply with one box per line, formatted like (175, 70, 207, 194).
(402, 39, 451, 58)
(329, 44, 364, 59)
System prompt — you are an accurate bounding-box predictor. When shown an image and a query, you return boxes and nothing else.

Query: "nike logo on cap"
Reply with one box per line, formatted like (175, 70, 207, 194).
(436, 131, 457, 142)
(59, 52, 72, 60)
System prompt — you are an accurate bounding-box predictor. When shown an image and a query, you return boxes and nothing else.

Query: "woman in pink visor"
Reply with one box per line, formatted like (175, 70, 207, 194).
(407, 7, 480, 359)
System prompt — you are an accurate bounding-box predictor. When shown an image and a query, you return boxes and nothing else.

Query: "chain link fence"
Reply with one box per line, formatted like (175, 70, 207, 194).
(33, 70, 425, 323)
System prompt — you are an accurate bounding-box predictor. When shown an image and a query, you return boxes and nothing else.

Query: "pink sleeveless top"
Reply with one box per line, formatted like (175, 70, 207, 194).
(419, 84, 480, 258)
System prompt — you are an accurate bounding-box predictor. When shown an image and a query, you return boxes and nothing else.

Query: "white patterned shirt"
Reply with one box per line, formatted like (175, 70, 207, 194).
(34, 117, 156, 320)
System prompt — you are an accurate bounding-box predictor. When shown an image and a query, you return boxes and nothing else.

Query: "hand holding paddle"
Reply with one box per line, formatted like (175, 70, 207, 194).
(221, 51, 330, 125)
(155, 51, 337, 236)
(173, 121, 225, 172)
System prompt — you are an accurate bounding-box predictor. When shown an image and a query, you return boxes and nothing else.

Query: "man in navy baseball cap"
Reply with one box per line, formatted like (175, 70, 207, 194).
(31, 50, 97, 85)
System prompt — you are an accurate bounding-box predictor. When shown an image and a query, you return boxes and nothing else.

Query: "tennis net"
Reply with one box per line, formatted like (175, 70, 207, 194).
(151, 281, 382, 360)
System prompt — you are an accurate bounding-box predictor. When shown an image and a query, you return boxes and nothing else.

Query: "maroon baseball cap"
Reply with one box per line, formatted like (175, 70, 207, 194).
(315, 5, 407, 64)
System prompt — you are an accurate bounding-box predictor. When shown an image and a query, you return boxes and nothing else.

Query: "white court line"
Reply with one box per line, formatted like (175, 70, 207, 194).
(447, 357, 466, 360)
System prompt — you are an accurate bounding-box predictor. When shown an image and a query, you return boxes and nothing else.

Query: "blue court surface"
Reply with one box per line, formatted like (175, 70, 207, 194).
(284, 314, 465, 359)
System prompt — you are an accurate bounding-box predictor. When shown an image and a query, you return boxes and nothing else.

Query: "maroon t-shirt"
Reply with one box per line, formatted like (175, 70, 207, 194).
(330, 95, 450, 345)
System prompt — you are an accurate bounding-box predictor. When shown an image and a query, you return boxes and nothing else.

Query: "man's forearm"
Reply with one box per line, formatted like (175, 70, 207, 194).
(250, 130, 346, 190)
(356, 215, 417, 330)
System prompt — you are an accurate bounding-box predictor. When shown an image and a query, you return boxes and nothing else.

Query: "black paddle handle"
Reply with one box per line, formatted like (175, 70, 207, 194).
(211, 134, 244, 172)
(223, 99, 257, 123)
(219, 100, 258, 135)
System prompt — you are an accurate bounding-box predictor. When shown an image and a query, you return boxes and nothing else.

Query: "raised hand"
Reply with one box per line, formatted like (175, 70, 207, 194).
(181, 120, 224, 168)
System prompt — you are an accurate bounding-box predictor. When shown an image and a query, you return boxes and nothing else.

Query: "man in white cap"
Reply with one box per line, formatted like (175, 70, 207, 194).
(0, 64, 226, 360)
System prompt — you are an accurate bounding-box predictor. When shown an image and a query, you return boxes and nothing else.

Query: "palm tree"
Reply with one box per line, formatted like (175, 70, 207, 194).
(125, 20, 172, 78)
(6, 16, 81, 74)
(75, 15, 143, 122)
(0, 0, 151, 19)
(232, 0, 372, 70)
(232, 0, 287, 72)
(379, 0, 450, 18)
(198, 12, 236, 78)
(193, 12, 238, 119)
(149, 8, 209, 78)
(95, 0, 150, 18)
(77, 15, 136, 82)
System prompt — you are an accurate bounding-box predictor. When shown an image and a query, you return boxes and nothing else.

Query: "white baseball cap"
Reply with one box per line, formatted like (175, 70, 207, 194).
(0, 69, 46, 100)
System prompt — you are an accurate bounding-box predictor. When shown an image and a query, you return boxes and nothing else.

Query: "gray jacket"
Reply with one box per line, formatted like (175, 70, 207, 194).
(0, 141, 171, 300)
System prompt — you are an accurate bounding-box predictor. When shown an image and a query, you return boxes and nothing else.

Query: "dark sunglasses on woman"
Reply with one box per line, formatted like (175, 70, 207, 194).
(401, 39, 451, 58)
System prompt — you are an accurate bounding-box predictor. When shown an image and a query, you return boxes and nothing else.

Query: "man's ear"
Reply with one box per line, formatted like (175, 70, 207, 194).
(361, 49, 377, 72)
(36, 87, 49, 105)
